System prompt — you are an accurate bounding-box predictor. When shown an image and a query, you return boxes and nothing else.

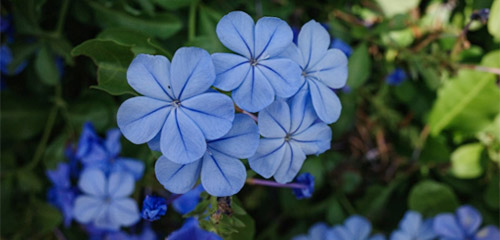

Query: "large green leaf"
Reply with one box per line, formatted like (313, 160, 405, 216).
(408, 180, 459, 217)
(375, 0, 420, 17)
(154, 0, 198, 10)
(347, 43, 371, 89)
(1, 93, 49, 140)
(34, 45, 60, 85)
(97, 28, 167, 56)
(451, 143, 484, 179)
(488, 0, 500, 40)
(72, 39, 136, 95)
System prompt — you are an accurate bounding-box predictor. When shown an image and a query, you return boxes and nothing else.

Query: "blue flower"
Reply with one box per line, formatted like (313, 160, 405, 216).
(390, 211, 436, 240)
(280, 20, 348, 123)
(386, 68, 407, 86)
(117, 48, 235, 164)
(46, 162, 76, 227)
(1, 44, 27, 75)
(292, 172, 315, 199)
(329, 215, 386, 240)
(168, 218, 222, 240)
(73, 169, 140, 230)
(141, 195, 167, 221)
(172, 184, 204, 214)
(212, 11, 302, 112)
(76, 122, 108, 165)
(433, 205, 500, 240)
(155, 114, 259, 196)
(249, 91, 332, 183)
(330, 38, 353, 57)
(292, 222, 330, 240)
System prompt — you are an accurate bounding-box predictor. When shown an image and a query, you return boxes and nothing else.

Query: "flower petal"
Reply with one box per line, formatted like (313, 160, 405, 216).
(254, 17, 293, 59)
(109, 198, 140, 227)
(117, 96, 171, 144)
(279, 43, 305, 68)
(345, 215, 371, 240)
(108, 171, 135, 198)
(399, 211, 422, 237)
(475, 226, 500, 240)
(201, 150, 246, 196)
(273, 141, 306, 183)
(418, 219, 436, 240)
(292, 122, 331, 155)
(308, 49, 348, 89)
(160, 108, 207, 164)
(112, 157, 145, 180)
(390, 230, 411, 240)
(456, 205, 482, 235)
(212, 53, 251, 91)
(233, 66, 275, 112)
(73, 196, 103, 224)
(298, 20, 330, 69)
(127, 54, 174, 101)
(257, 58, 302, 98)
(147, 132, 161, 152)
(105, 129, 121, 158)
(248, 138, 286, 178)
(258, 100, 290, 138)
(208, 114, 259, 159)
(309, 79, 342, 124)
(78, 168, 106, 197)
(170, 47, 215, 100)
(181, 92, 235, 140)
(216, 11, 255, 58)
(288, 88, 317, 134)
(93, 204, 119, 230)
(308, 222, 329, 239)
(433, 213, 465, 239)
(155, 156, 201, 194)
(329, 226, 353, 240)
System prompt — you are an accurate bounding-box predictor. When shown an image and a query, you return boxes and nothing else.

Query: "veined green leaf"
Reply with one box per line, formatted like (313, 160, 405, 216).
(451, 143, 484, 179)
(488, 0, 500, 40)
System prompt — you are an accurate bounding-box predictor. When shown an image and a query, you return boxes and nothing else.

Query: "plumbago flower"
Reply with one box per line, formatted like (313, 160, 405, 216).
(292, 223, 330, 240)
(329, 215, 386, 240)
(212, 11, 302, 112)
(249, 90, 332, 183)
(117, 47, 235, 164)
(155, 114, 259, 196)
(280, 20, 348, 123)
(46, 162, 77, 227)
(172, 184, 205, 214)
(168, 218, 221, 240)
(73, 169, 140, 230)
(390, 211, 435, 240)
(292, 172, 315, 199)
(141, 195, 167, 221)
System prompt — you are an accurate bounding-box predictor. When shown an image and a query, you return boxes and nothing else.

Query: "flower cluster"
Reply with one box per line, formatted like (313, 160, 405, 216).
(117, 11, 348, 197)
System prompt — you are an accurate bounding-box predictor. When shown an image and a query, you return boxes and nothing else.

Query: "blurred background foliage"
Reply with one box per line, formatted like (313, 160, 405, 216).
(1, 0, 499, 239)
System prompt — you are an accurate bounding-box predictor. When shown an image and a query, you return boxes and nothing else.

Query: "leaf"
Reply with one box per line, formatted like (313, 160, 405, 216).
(33, 200, 63, 235)
(484, 174, 499, 209)
(228, 214, 255, 240)
(17, 170, 43, 193)
(0, 93, 49, 140)
(97, 28, 166, 55)
(43, 134, 68, 169)
(67, 90, 116, 131)
(375, 0, 420, 17)
(72, 39, 136, 95)
(451, 143, 484, 179)
(35, 46, 60, 85)
(347, 43, 371, 89)
(488, 0, 500, 40)
(341, 171, 362, 193)
(408, 180, 459, 217)
(326, 198, 345, 225)
(154, 0, 198, 10)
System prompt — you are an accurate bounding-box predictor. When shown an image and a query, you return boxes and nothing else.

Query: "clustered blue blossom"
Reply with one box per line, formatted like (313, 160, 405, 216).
(141, 195, 167, 221)
(46, 162, 77, 227)
(172, 184, 205, 214)
(292, 172, 315, 199)
(386, 68, 407, 86)
(292, 216, 384, 240)
(168, 218, 222, 240)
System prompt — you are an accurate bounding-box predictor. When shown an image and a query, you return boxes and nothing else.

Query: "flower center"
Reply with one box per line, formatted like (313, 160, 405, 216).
(172, 99, 181, 108)
(250, 58, 258, 66)
(301, 71, 307, 77)
(284, 133, 292, 142)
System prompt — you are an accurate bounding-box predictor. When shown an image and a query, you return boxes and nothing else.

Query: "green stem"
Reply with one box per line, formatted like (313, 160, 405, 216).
(55, 0, 70, 35)
(188, 1, 197, 42)
(338, 193, 356, 215)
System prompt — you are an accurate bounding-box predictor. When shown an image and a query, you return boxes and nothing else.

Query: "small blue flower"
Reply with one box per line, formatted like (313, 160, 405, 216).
(141, 195, 167, 221)
(292, 172, 315, 199)
(117, 48, 235, 164)
(168, 218, 222, 240)
(249, 91, 332, 183)
(386, 68, 407, 86)
(1, 44, 27, 75)
(172, 184, 204, 214)
(433, 205, 500, 240)
(212, 11, 303, 112)
(76, 122, 108, 165)
(73, 169, 140, 230)
(292, 222, 330, 240)
(390, 211, 436, 240)
(329, 215, 386, 240)
(330, 38, 353, 57)
(280, 20, 348, 123)
(155, 114, 259, 196)
(46, 162, 76, 227)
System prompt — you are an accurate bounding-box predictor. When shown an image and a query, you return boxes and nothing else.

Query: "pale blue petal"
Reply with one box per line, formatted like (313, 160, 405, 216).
(288, 88, 317, 134)
(257, 58, 302, 97)
(147, 132, 161, 152)
(279, 43, 305, 68)
(127, 54, 174, 101)
(94, 203, 119, 230)
(308, 49, 348, 89)
(73, 196, 103, 224)
(390, 231, 411, 240)
(201, 150, 246, 196)
(258, 100, 290, 138)
(170, 47, 215, 100)
(160, 109, 207, 164)
(78, 168, 106, 197)
(273, 141, 306, 183)
(108, 171, 135, 198)
(181, 92, 235, 140)
(418, 219, 436, 240)
(329, 226, 352, 240)
(308, 222, 329, 239)
(456, 205, 482, 235)
(105, 129, 121, 158)
(292, 122, 331, 155)
(475, 226, 500, 240)
(400, 211, 422, 237)
(369, 234, 386, 240)
(248, 138, 286, 178)
(117, 96, 171, 144)
(233, 67, 275, 112)
(113, 158, 145, 180)
(254, 17, 293, 59)
(155, 156, 201, 194)
(298, 20, 330, 69)
(309, 79, 342, 124)
(208, 114, 259, 159)
(212, 53, 251, 91)
(109, 198, 140, 227)
(345, 215, 371, 240)
(216, 11, 255, 58)
(433, 213, 464, 239)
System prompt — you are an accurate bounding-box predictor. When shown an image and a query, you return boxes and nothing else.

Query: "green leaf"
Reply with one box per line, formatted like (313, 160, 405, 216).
(67, 90, 116, 131)
(72, 39, 136, 95)
(347, 43, 371, 89)
(408, 180, 459, 216)
(488, 0, 500, 40)
(154, 0, 198, 10)
(97, 28, 168, 55)
(341, 171, 362, 193)
(17, 170, 43, 193)
(375, 0, 420, 17)
(451, 143, 484, 179)
(228, 214, 255, 240)
(1, 93, 49, 140)
(35, 46, 60, 85)
(326, 198, 345, 225)
(484, 174, 499, 209)
(43, 134, 68, 169)
(33, 200, 63, 235)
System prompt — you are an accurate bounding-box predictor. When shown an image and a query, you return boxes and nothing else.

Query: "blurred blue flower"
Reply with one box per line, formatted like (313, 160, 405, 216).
(292, 172, 315, 199)
(168, 218, 222, 240)
(292, 222, 330, 240)
(386, 68, 407, 86)
(212, 11, 302, 112)
(86, 223, 157, 240)
(433, 205, 500, 240)
(117, 48, 235, 164)
(331, 38, 353, 57)
(280, 20, 348, 123)
(1, 44, 27, 75)
(73, 169, 140, 230)
(156, 114, 259, 196)
(390, 211, 435, 240)
(1, 14, 15, 42)
(55, 56, 65, 77)
(141, 195, 167, 221)
(46, 162, 76, 227)
(249, 91, 332, 183)
(329, 215, 386, 240)
(172, 184, 204, 214)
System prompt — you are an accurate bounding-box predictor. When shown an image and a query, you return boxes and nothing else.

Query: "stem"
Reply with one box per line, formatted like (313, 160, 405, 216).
(338, 193, 356, 215)
(242, 110, 258, 122)
(458, 64, 500, 75)
(55, 0, 70, 35)
(188, 1, 197, 42)
(246, 178, 308, 189)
